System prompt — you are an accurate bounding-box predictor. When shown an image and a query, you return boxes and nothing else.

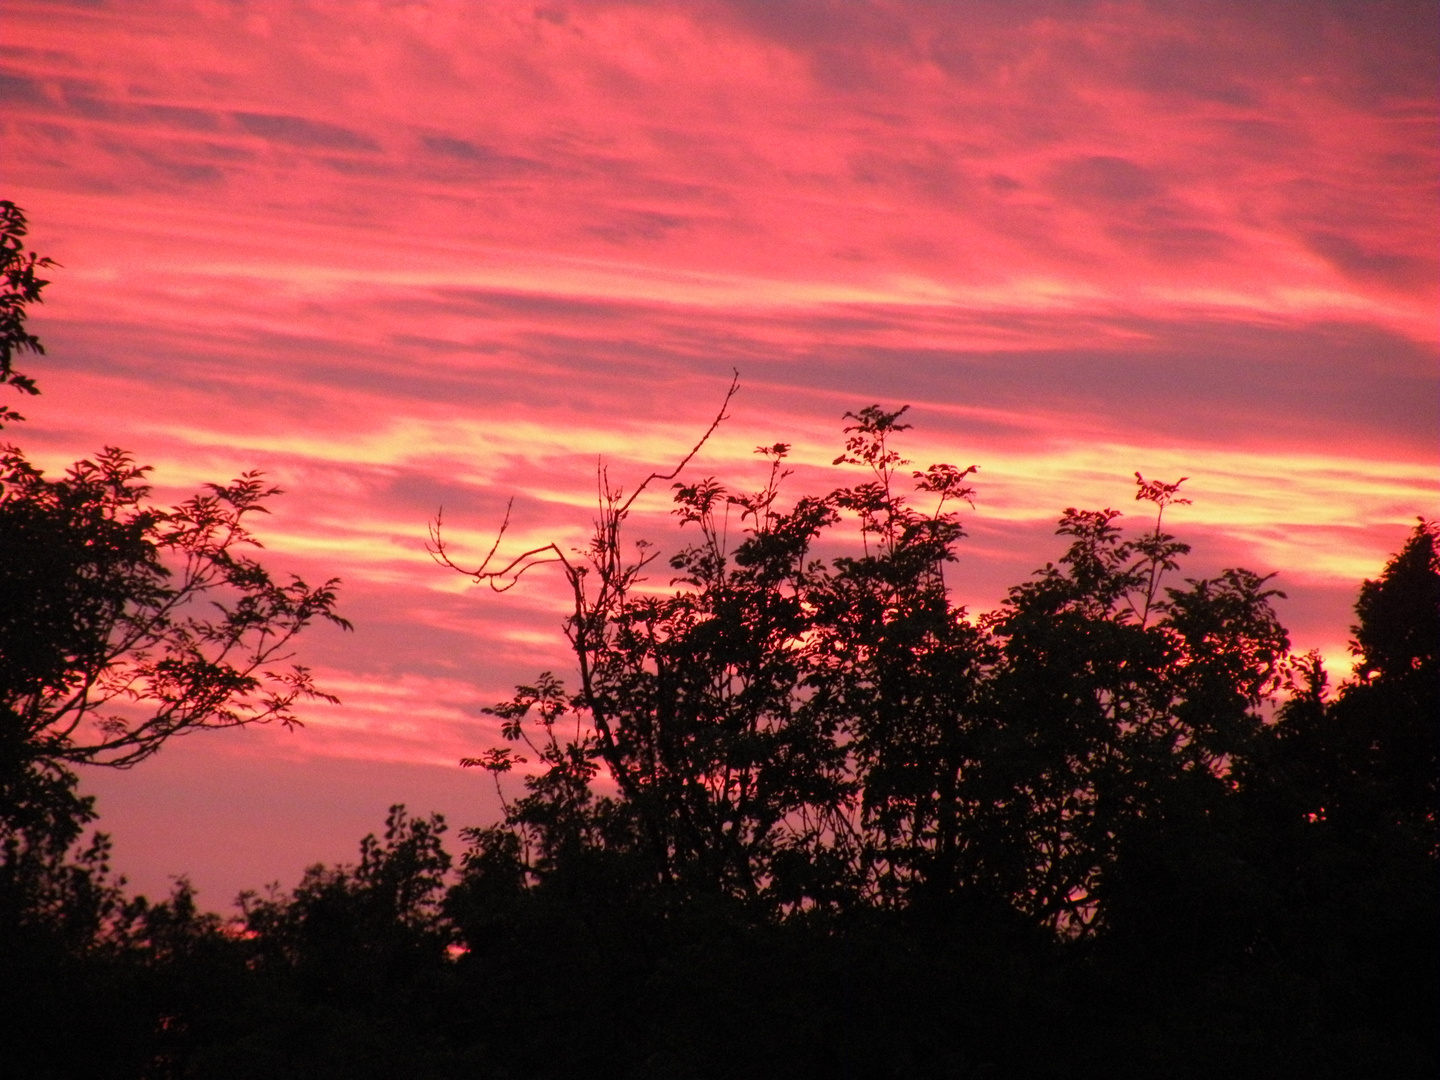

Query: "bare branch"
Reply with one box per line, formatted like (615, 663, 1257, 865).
(615, 369, 739, 518)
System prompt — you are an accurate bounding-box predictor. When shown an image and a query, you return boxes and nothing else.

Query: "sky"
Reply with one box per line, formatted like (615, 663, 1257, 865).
(3, 0, 1436, 904)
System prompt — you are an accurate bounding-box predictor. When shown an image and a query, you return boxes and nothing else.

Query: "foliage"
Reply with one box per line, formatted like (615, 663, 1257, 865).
(2, 191, 1433, 1073)
(0, 445, 350, 780)
(437, 402, 1302, 934)
(0, 200, 54, 426)
(0, 200, 357, 1076)
(0, 202, 347, 805)
(4, 406, 1433, 1077)
(409, 405, 1433, 1076)
(1273, 518, 1439, 853)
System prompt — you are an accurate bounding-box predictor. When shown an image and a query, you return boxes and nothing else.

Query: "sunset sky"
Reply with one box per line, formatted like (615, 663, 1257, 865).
(4, 0, 1436, 903)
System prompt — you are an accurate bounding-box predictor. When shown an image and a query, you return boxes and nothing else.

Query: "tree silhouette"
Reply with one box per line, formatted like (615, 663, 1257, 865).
(423, 406, 1433, 1077)
(0, 203, 352, 1075)
(0, 203, 349, 828)
(0, 447, 349, 778)
(2, 196, 1433, 1077)
(1275, 518, 1439, 852)
(437, 393, 1301, 937)
(0, 201, 54, 426)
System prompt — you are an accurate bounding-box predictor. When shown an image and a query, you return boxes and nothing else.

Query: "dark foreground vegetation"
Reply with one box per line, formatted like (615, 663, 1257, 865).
(3, 202, 1436, 1078)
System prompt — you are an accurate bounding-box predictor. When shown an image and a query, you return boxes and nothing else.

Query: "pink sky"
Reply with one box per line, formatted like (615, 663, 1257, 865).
(4, 0, 1436, 903)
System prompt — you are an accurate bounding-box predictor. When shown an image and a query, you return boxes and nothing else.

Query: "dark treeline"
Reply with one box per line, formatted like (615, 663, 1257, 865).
(2, 204, 1436, 1079)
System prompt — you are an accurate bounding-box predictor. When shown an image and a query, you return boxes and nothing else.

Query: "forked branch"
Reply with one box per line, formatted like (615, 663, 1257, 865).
(613, 370, 739, 518)
(427, 371, 739, 594)
(428, 500, 571, 593)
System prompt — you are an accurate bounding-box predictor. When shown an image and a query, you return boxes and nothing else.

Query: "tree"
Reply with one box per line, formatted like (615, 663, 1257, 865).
(1274, 518, 1439, 852)
(0, 202, 349, 816)
(0, 200, 54, 426)
(0, 200, 362, 1076)
(434, 395, 993, 911)
(435, 392, 1301, 939)
(973, 482, 1289, 933)
(239, 805, 455, 990)
(417, 410, 1440, 1076)
(1344, 518, 1439, 848)
(0, 446, 350, 781)
(435, 379, 858, 905)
